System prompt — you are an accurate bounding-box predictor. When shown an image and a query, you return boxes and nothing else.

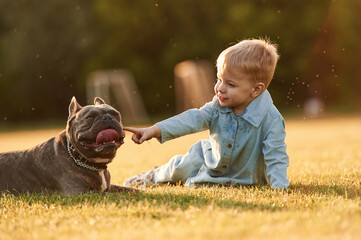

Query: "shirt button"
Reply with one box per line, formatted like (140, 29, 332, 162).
(227, 144, 232, 148)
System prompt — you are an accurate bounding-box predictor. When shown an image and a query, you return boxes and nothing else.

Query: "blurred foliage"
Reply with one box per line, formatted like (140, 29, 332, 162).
(0, 0, 359, 123)
(0, 0, 96, 121)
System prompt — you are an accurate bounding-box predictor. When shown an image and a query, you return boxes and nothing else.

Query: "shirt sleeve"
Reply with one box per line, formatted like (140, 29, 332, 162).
(262, 116, 290, 189)
(156, 100, 215, 143)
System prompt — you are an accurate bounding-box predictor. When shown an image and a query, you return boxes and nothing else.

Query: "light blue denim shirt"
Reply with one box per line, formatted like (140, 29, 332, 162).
(156, 90, 289, 189)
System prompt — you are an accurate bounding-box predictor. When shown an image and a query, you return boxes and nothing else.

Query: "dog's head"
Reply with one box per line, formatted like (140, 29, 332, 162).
(66, 97, 124, 163)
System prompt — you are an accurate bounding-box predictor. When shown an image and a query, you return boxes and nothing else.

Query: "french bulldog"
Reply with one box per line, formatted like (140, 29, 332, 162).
(0, 97, 137, 195)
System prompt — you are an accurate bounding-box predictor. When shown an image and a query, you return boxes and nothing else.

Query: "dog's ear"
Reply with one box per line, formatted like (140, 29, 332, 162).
(68, 97, 82, 119)
(94, 97, 106, 105)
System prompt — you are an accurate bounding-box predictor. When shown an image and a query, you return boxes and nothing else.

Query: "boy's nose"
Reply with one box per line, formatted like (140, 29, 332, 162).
(217, 83, 225, 93)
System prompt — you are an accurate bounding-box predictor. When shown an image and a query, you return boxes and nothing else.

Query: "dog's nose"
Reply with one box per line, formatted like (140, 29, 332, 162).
(101, 114, 112, 121)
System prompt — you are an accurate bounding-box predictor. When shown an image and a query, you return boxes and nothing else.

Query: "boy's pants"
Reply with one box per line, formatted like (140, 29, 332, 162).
(153, 140, 208, 184)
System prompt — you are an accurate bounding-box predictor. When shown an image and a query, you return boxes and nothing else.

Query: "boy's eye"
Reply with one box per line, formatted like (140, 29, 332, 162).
(228, 83, 235, 87)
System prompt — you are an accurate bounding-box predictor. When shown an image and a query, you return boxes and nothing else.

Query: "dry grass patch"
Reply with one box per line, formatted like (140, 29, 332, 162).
(0, 116, 360, 240)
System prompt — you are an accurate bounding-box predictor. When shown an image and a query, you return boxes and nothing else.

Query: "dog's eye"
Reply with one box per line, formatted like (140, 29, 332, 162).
(85, 115, 96, 120)
(114, 113, 121, 121)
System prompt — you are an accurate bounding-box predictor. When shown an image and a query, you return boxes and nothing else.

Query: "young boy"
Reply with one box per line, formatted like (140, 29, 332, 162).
(124, 38, 289, 189)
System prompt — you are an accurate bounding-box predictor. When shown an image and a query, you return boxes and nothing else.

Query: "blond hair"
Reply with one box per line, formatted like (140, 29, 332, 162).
(216, 38, 279, 88)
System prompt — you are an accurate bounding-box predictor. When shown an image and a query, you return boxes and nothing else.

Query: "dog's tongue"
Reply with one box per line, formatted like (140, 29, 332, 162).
(96, 129, 119, 144)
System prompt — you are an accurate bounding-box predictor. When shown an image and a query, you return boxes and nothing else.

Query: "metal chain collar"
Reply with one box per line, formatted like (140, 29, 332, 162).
(66, 137, 102, 171)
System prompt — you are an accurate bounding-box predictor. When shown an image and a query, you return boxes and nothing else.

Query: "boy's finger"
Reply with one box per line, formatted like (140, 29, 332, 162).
(123, 127, 138, 133)
(139, 136, 147, 144)
(131, 134, 141, 144)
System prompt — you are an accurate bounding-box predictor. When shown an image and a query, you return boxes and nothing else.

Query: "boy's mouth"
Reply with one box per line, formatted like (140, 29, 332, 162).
(218, 95, 227, 102)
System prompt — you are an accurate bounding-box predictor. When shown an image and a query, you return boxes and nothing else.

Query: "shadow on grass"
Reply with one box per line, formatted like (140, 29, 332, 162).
(289, 183, 360, 199)
(2, 182, 359, 214)
(0, 190, 282, 212)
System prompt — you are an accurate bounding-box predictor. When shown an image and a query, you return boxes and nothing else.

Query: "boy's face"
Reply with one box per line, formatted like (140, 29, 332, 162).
(215, 66, 257, 115)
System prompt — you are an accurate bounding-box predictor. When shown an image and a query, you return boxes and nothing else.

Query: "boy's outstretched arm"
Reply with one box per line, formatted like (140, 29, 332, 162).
(124, 125, 161, 144)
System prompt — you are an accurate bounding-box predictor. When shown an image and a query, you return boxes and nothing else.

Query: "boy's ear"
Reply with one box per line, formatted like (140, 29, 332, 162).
(252, 83, 265, 98)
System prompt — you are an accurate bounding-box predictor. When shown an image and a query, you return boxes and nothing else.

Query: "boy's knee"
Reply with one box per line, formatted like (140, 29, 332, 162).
(189, 140, 204, 151)
(166, 139, 209, 183)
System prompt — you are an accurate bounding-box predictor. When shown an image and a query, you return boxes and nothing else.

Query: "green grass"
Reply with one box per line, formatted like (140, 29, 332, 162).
(1, 184, 359, 240)
(0, 116, 360, 240)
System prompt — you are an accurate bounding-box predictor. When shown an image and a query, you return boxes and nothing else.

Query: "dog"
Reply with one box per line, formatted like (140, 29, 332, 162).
(0, 97, 137, 195)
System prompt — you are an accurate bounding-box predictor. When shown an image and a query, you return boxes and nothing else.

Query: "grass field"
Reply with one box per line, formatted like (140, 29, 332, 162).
(0, 116, 360, 240)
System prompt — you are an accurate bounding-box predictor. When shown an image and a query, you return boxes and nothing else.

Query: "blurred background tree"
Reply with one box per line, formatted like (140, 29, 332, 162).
(0, 0, 97, 122)
(0, 0, 359, 124)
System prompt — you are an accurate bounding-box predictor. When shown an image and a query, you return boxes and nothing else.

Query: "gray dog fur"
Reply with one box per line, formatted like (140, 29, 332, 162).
(0, 97, 137, 195)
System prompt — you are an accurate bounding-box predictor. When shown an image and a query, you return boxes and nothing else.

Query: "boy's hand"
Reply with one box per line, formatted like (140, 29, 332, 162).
(123, 125, 161, 144)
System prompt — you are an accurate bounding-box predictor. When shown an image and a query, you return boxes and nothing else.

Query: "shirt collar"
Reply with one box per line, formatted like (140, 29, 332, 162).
(213, 90, 273, 127)
(240, 90, 273, 127)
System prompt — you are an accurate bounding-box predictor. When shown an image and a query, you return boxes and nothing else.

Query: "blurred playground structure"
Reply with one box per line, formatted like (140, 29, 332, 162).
(86, 59, 335, 122)
(174, 60, 215, 113)
(87, 70, 149, 125)
(87, 60, 216, 124)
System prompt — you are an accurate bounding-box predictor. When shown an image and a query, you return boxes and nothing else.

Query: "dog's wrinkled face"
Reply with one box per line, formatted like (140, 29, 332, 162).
(66, 97, 124, 163)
